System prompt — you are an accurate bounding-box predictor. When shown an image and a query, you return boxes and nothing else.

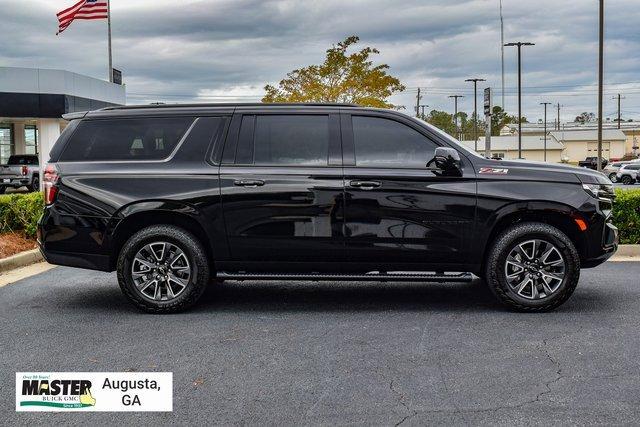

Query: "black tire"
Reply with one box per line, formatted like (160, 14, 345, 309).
(485, 222, 580, 312)
(30, 176, 39, 192)
(622, 175, 633, 185)
(608, 172, 617, 182)
(117, 225, 210, 313)
(0, 186, 5, 195)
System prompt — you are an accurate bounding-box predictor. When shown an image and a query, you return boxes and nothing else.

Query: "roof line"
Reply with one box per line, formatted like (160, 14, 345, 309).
(100, 102, 360, 111)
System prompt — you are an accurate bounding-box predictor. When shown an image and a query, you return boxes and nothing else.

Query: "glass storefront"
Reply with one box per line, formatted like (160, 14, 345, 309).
(0, 125, 13, 164)
(24, 125, 38, 155)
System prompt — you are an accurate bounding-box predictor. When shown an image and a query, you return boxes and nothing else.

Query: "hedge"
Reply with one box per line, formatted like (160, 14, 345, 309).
(613, 188, 640, 245)
(0, 192, 44, 238)
(0, 189, 639, 244)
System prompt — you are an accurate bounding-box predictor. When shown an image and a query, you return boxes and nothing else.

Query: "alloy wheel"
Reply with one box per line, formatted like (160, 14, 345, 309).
(131, 241, 191, 301)
(504, 239, 566, 300)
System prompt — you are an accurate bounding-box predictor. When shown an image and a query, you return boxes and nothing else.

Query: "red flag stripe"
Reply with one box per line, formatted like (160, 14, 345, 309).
(56, 0, 108, 34)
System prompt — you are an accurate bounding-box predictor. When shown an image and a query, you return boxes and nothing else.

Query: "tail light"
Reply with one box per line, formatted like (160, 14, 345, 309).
(21, 165, 28, 176)
(43, 164, 60, 205)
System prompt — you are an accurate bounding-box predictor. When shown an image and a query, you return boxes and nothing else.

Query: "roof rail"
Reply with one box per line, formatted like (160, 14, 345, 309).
(99, 102, 360, 111)
(62, 111, 89, 120)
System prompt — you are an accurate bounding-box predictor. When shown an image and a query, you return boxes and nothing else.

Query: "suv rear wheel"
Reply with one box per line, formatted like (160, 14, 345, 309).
(621, 175, 634, 185)
(117, 225, 210, 313)
(485, 222, 580, 312)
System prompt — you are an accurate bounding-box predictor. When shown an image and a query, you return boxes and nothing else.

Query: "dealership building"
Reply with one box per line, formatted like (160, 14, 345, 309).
(0, 66, 125, 168)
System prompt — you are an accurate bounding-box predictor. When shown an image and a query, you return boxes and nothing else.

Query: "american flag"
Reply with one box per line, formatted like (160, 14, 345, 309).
(57, 0, 109, 34)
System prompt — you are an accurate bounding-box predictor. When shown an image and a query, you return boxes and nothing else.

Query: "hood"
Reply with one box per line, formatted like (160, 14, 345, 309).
(480, 158, 611, 185)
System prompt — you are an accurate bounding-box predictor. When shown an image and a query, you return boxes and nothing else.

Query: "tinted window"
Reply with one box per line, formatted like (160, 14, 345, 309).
(236, 115, 329, 166)
(352, 116, 438, 168)
(59, 117, 194, 161)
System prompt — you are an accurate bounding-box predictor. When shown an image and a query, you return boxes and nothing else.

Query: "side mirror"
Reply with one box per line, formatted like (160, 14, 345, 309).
(427, 147, 462, 177)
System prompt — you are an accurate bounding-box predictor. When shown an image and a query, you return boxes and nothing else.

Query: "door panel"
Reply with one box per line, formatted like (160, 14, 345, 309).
(342, 113, 477, 268)
(220, 166, 344, 262)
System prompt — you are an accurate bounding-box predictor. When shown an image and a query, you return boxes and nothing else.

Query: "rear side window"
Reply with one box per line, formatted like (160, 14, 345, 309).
(8, 155, 38, 165)
(59, 117, 194, 161)
(235, 115, 330, 166)
(352, 116, 438, 168)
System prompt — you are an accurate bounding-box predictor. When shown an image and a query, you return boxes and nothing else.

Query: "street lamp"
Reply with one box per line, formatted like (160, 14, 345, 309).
(465, 78, 486, 151)
(540, 102, 552, 162)
(504, 41, 535, 159)
(448, 95, 464, 139)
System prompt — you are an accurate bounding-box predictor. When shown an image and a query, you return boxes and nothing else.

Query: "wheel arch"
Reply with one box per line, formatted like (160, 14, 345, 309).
(479, 201, 588, 274)
(109, 202, 216, 271)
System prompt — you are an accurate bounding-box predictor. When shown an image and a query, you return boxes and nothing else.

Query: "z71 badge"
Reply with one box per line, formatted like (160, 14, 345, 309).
(479, 167, 509, 174)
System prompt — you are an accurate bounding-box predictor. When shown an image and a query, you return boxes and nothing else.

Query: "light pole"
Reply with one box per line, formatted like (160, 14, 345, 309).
(504, 41, 535, 159)
(465, 78, 486, 151)
(597, 0, 604, 172)
(541, 102, 552, 162)
(449, 95, 464, 139)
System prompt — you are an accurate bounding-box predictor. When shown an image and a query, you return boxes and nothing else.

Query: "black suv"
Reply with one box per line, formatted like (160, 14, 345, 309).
(38, 103, 618, 313)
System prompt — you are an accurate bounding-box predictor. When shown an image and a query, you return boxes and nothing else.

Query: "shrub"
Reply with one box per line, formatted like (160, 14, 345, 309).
(0, 192, 44, 238)
(613, 188, 640, 244)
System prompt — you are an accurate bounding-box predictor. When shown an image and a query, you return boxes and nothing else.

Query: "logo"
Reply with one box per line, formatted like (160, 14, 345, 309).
(16, 372, 172, 412)
(479, 167, 509, 174)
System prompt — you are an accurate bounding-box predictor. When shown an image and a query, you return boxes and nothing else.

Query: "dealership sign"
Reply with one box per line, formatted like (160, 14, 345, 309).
(16, 372, 172, 412)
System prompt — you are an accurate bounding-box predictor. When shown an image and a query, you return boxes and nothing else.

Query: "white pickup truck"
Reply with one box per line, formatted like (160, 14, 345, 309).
(0, 155, 40, 193)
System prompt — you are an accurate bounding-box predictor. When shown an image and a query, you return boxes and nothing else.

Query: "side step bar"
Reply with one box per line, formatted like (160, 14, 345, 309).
(216, 272, 474, 283)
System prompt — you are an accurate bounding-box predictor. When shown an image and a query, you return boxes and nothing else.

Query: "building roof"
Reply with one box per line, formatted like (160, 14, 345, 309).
(506, 121, 640, 133)
(549, 129, 627, 142)
(459, 135, 564, 152)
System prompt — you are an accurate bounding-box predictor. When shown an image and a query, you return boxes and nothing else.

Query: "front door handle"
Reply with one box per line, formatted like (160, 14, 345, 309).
(349, 180, 382, 190)
(234, 179, 265, 187)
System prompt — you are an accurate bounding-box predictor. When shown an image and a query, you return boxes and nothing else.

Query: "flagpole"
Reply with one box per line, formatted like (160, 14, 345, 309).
(107, 0, 113, 82)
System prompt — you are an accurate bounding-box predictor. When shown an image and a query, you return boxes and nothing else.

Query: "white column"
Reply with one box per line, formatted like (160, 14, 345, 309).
(36, 119, 62, 188)
(13, 121, 26, 155)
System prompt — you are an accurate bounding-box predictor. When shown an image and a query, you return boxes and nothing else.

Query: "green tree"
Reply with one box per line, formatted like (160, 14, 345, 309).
(490, 106, 526, 136)
(425, 110, 457, 137)
(575, 112, 596, 123)
(262, 36, 405, 108)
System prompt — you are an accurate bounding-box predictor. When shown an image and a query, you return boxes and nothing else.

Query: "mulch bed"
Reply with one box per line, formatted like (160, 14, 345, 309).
(0, 232, 37, 259)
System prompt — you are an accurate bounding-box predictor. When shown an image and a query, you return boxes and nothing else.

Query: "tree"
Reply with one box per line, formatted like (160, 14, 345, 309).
(490, 106, 522, 136)
(262, 36, 405, 108)
(425, 110, 457, 137)
(575, 112, 596, 123)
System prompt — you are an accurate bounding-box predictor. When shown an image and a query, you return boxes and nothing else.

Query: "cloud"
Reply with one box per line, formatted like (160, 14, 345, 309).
(1, 0, 639, 121)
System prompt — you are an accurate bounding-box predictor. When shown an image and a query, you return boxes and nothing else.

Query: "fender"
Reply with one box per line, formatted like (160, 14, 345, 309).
(107, 200, 229, 265)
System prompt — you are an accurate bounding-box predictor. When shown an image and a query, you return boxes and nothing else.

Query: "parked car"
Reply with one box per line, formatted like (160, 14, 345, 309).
(603, 161, 631, 182)
(616, 163, 640, 185)
(38, 103, 618, 313)
(578, 156, 608, 170)
(0, 154, 40, 194)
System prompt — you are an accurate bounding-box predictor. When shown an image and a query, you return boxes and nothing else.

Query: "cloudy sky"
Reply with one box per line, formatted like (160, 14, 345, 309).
(2, 0, 640, 122)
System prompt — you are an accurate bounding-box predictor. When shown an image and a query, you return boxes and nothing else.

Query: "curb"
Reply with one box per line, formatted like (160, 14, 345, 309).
(615, 244, 640, 257)
(0, 249, 43, 274)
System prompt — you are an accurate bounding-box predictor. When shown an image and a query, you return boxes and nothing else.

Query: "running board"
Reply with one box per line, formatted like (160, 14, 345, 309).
(216, 272, 474, 283)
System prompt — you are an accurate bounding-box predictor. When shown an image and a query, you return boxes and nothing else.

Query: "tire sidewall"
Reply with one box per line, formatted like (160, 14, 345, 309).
(487, 223, 580, 311)
(118, 226, 209, 312)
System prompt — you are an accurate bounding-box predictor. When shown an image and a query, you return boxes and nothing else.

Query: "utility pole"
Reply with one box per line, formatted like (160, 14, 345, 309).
(556, 103, 561, 130)
(597, 0, 604, 172)
(612, 94, 624, 129)
(419, 104, 428, 119)
(415, 88, 422, 118)
(449, 95, 464, 139)
(541, 102, 552, 162)
(504, 41, 535, 159)
(465, 78, 486, 151)
(500, 0, 505, 109)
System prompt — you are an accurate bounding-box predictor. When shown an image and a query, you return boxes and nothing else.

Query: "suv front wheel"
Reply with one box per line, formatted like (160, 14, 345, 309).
(485, 222, 580, 312)
(117, 225, 210, 313)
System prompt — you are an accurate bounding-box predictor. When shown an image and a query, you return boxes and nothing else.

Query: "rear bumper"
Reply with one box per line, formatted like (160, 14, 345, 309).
(1, 177, 30, 187)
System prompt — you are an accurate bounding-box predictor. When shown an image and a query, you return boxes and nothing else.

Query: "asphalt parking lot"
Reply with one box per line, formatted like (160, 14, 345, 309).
(2, 262, 640, 425)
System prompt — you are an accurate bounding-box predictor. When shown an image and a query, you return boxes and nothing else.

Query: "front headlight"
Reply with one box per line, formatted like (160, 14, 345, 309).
(582, 183, 614, 200)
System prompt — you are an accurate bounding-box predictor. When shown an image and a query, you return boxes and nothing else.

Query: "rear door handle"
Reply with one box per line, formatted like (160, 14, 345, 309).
(234, 179, 265, 187)
(349, 180, 382, 190)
